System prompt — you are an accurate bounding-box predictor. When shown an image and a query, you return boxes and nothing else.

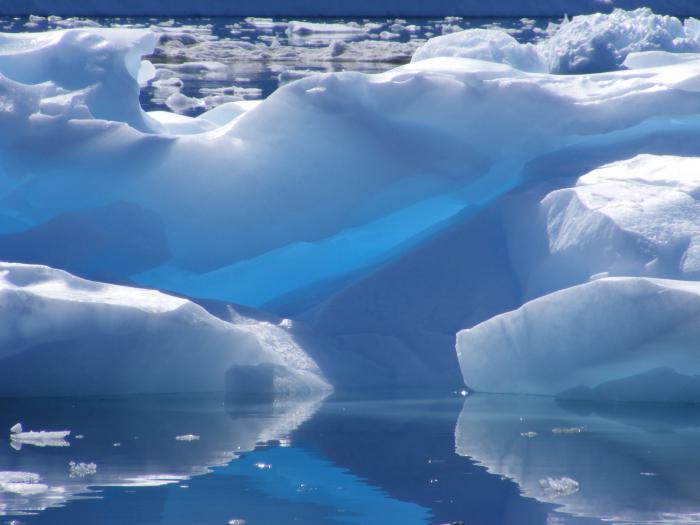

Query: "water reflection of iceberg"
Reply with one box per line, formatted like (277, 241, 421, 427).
(455, 394, 700, 524)
(0, 393, 326, 517)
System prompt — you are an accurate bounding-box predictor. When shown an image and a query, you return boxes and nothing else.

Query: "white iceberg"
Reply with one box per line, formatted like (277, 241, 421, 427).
(411, 8, 700, 73)
(456, 276, 700, 399)
(10, 423, 70, 448)
(411, 28, 547, 72)
(540, 154, 700, 284)
(4, 12, 700, 388)
(0, 262, 330, 397)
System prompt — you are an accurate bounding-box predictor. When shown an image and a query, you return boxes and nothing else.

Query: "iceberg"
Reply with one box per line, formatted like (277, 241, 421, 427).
(412, 8, 700, 73)
(4, 11, 700, 388)
(3, 18, 700, 317)
(0, 262, 330, 396)
(10, 423, 71, 448)
(456, 277, 700, 400)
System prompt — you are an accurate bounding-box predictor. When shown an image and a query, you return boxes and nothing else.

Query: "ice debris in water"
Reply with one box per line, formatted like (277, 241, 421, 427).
(68, 462, 97, 478)
(0, 472, 49, 495)
(539, 477, 580, 498)
(9, 423, 70, 447)
(175, 434, 200, 441)
(521, 432, 538, 438)
(552, 427, 584, 434)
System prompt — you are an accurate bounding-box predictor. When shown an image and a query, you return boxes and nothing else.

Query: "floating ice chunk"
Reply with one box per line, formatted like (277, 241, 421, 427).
(175, 434, 200, 441)
(539, 476, 579, 497)
(456, 277, 700, 400)
(0, 471, 48, 495)
(68, 462, 97, 478)
(10, 425, 70, 448)
(0, 263, 330, 397)
(552, 427, 584, 434)
(286, 21, 369, 36)
(412, 28, 546, 72)
(538, 8, 700, 73)
(165, 91, 204, 113)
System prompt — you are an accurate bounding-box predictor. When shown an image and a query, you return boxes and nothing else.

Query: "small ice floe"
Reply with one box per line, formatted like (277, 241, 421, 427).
(113, 442, 121, 447)
(175, 434, 200, 441)
(539, 476, 579, 498)
(640, 472, 657, 476)
(254, 462, 271, 469)
(0, 471, 49, 495)
(228, 519, 246, 525)
(520, 431, 538, 438)
(552, 426, 584, 434)
(9, 422, 70, 448)
(68, 461, 97, 478)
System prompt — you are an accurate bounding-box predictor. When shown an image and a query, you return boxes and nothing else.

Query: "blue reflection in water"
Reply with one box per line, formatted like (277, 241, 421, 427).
(13, 393, 699, 524)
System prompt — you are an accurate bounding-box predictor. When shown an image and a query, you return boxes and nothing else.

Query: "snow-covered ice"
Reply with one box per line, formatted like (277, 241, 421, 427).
(0, 263, 330, 396)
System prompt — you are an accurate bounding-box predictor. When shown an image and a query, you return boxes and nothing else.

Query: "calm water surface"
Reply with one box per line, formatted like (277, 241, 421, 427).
(1, 392, 699, 524)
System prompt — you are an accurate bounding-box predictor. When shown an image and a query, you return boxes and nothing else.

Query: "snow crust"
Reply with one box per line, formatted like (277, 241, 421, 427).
(0, 263, 330, 396)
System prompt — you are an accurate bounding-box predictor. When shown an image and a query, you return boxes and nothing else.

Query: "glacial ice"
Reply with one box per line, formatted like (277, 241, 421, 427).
(0, 263, 330, 396)
(456, 277, 700, 399)
(411, 29, 547, 72)
(412, 8, 700, 73)
(10, 423, 71, 448)
(4, 9, 700, 391)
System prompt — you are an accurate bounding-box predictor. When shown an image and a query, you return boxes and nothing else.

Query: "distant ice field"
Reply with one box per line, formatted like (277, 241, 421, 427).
(0, 14, 555, 116)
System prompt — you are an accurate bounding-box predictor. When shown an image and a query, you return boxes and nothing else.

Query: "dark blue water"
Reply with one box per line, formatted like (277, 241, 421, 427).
(2, 392, 699, 524)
